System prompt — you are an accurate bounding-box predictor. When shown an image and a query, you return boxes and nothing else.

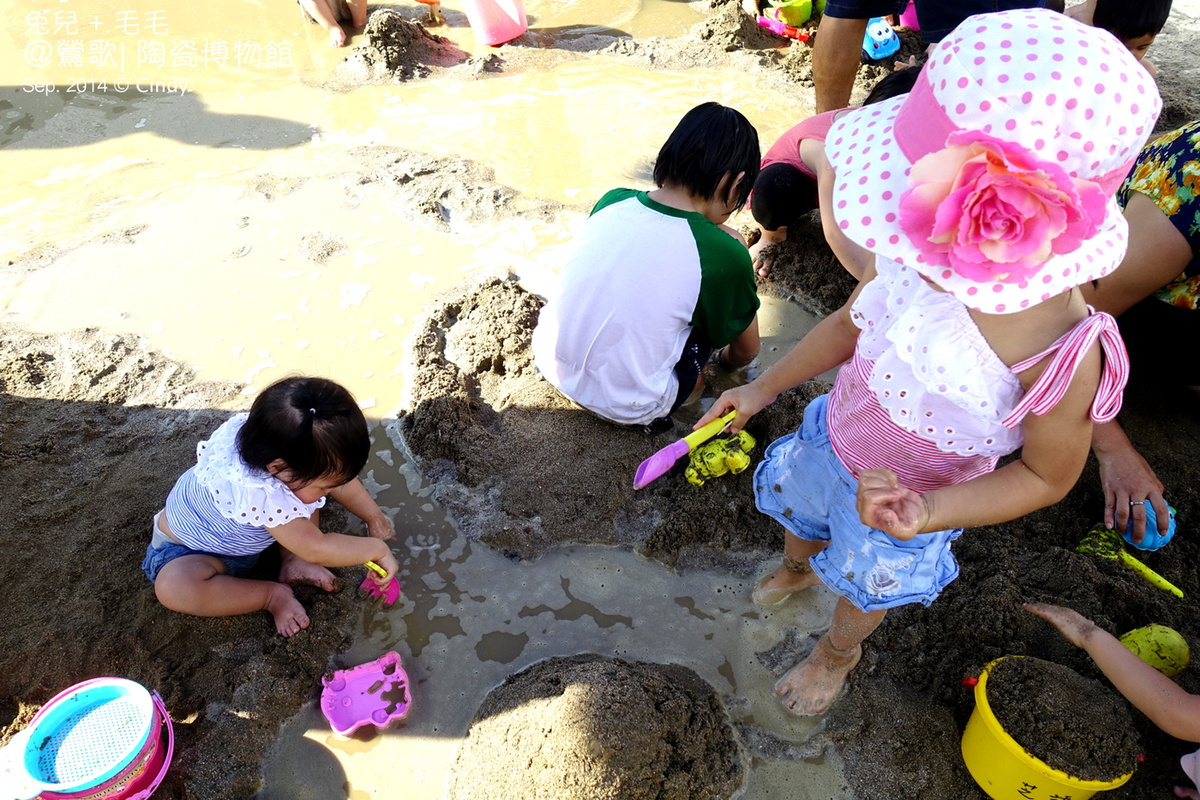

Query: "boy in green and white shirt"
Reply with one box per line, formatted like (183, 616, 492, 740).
(533, 103, 762, 428)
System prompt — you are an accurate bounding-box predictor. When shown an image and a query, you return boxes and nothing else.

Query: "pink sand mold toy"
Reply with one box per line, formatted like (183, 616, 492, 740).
(359, 560, 401, 608)
(320, 652, 411, 737)
(0, 677, 174, 800)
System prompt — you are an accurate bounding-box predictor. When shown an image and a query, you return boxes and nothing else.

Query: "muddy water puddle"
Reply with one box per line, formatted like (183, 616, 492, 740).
(7, 0, 841, 794)
(261, 451, 850, 798)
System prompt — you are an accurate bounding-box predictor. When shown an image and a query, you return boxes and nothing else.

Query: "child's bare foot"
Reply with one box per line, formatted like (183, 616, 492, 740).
(266, 583, 310, 637)
(279, 558, 338, 592)
(773, 635, 861, 716)
(752, 555, 820, 606)
(750, 238, 776, 278)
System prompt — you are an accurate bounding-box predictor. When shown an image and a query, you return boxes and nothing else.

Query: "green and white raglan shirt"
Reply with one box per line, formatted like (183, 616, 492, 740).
(532, 189, 760, 425)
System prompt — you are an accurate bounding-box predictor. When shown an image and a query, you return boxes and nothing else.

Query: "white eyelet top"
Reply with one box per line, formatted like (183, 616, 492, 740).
(163, 414, 326, 556)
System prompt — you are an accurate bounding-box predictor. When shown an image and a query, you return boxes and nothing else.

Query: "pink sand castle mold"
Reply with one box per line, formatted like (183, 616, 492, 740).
(320, 651, 412, 737)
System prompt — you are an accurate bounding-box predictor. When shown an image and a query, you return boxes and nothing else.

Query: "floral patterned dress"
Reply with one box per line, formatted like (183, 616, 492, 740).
(1117, 120, 1200, 310)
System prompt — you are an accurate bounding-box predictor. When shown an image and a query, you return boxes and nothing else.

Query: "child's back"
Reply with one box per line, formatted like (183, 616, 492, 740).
(533, 102, 762, 428)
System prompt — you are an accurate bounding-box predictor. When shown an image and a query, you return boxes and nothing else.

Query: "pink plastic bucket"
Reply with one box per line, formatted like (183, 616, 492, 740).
(22, 679, 174, 800)
(899, 0, 919, 29)
(461, 0, 527, 46)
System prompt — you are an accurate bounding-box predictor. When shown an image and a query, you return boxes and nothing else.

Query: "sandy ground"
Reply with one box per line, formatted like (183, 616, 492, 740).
(3, 0, 1200, 798)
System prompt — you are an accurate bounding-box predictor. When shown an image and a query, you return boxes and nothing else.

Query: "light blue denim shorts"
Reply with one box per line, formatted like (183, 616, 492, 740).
(753, 394, 963, 612)
(141, 512, 260, 584)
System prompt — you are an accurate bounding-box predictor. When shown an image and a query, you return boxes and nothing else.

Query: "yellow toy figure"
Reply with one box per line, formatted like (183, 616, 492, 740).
(686, 431, 757, 486)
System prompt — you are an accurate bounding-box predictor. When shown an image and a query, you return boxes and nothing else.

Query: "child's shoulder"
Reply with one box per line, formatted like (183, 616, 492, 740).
(590, 188, 641, 216)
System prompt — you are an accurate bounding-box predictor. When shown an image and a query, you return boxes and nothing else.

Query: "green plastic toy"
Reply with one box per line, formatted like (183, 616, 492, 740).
(766, 0, 825, 27)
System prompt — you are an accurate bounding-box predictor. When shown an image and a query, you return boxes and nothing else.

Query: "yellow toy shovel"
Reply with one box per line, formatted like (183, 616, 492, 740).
(633, 411, 737, 489)
(1077, 525, 1183, 598)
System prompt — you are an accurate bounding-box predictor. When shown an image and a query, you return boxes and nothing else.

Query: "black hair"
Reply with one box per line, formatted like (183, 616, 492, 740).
(751, 163, 818, 232)
(237, 376, 369, 486)
(1093, 0, 1171, 41)
(863, 65, 921, 106)
(653, 102, 762, 212)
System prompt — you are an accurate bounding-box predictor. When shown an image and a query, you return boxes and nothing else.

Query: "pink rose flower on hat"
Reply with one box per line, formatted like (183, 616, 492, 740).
(898, 130, 1108, 284)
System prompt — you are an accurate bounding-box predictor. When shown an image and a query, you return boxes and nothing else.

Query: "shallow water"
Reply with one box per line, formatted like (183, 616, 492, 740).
(5, 0, 845, 795)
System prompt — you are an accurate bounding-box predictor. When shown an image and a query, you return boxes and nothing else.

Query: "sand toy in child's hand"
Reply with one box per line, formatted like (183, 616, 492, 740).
(1120, 624, 1190, 677)
(321, 652, 412, 737)
(1077, 525, 1183, 598)
(1122, 500, 1176, 552)
(633, 411, 736, 489)
(686, 431, 757, 486)
(359, 560, 401, 607)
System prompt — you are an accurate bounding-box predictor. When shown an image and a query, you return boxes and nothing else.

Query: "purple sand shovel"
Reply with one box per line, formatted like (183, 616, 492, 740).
(633, 410, 737, 489)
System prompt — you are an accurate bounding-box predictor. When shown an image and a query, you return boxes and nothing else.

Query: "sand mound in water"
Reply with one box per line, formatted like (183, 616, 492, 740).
(392, 270, 828, 568)
(446, 654, 745, 800)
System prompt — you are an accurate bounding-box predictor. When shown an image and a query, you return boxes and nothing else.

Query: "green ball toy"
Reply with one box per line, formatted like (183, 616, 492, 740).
(1120, 624, 1190, 677)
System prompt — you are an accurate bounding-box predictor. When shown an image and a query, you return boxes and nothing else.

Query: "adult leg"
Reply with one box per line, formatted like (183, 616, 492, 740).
(154, 554, 310, 637)
(752, 533, 826, 605)
(813, 15, 869, 113)
(774, 596, 886, 714)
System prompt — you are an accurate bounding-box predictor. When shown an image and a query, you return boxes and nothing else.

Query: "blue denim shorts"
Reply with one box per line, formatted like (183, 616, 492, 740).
(823, 0, 907, 20)
(142, 513, 260, 583)
(752, 394, 963, 612)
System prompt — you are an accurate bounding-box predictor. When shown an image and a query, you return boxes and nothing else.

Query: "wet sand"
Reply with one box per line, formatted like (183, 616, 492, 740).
(3, 0, 1200, 798)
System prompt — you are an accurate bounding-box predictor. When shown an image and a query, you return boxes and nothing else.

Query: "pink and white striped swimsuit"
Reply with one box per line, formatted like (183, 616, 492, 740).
(826, 258, 1128, 493)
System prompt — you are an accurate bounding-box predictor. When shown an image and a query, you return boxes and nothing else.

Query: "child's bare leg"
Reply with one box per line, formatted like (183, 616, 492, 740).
(347, 0, 367, 29)
(752, 534, 825, 606)
(300, 0, 349, 46)
(278, 546, 338, 591)
(154, 554, 309, 637)
(774, 597, 885, 715)
(277, 510, 338, 591)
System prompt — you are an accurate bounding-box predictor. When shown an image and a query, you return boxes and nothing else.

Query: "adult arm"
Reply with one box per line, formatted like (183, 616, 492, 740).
(1025, 603, 1200, 743)
(1080, 191, 1192, 317)
(1092, 421, 1169, 540)
(1080, 190, 1191, 539)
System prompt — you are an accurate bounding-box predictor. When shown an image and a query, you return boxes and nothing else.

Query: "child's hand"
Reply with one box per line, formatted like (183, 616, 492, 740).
(1023, 602, 1098, 649)
(371, 549, 400, 587)
(695, 383, 774, 433)
(856, 468, 927, 540)
(368, 514, 396, 541)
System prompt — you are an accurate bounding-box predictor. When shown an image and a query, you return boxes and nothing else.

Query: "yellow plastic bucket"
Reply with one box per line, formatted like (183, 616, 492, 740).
(961, 657, 1134, 800)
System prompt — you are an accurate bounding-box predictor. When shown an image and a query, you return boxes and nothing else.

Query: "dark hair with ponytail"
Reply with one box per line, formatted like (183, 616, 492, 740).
(237, 376, 369, 486)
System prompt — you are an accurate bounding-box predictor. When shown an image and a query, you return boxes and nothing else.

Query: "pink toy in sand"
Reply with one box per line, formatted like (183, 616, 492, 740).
(320, 651, 412, 737)
(359, 560, 402, 607)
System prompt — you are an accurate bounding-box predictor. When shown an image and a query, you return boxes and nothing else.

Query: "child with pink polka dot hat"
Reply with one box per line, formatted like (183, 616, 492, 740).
(695, 7, 1160, 717)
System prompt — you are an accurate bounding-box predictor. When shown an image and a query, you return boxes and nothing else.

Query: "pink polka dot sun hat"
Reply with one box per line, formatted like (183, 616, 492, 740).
(825, 7, 1162, 314)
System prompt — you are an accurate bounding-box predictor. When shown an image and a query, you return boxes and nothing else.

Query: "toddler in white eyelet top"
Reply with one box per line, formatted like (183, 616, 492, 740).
(142, 376, 398, 637)
(695, 8, 1161, 717)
